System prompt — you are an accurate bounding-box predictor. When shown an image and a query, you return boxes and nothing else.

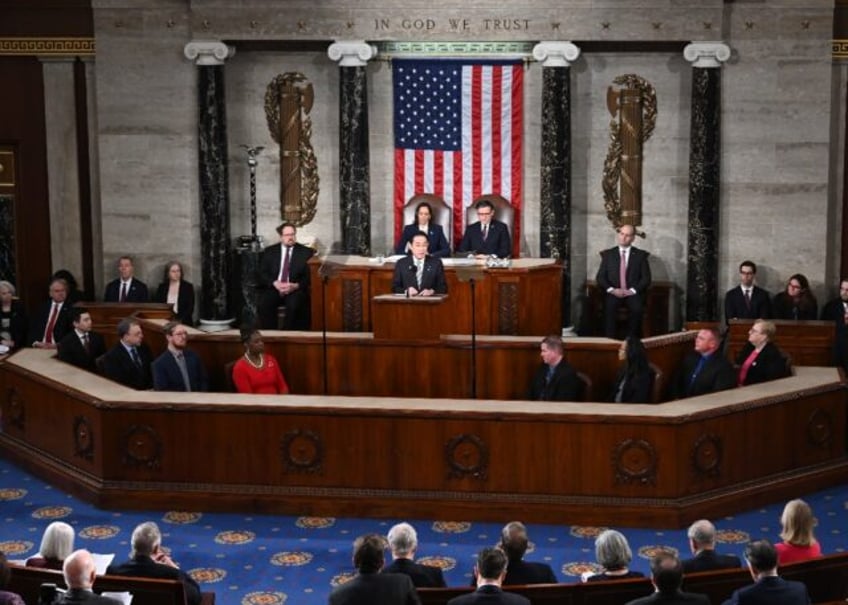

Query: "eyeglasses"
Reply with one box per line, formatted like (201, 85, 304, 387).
(477, 211, 493, 217)
(740, 270, 754, 276)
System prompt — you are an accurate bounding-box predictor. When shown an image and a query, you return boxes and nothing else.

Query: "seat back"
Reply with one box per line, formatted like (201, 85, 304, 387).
(465, 194, 515, 245)
(403, 194, 453, 246)
(648, 362, 663, 403)
(224, 360, 237, 392)
(576, 371, 593, 402)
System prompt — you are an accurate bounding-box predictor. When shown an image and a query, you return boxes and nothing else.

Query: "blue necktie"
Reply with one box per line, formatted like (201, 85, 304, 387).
(130, 347, 142, 367)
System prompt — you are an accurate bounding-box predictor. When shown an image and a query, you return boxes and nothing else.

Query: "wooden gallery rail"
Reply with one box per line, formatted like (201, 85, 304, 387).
(0, 326, 845, 528)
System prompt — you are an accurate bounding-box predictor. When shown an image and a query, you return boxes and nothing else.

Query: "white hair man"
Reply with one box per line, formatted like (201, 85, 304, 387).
(58, 549, 122, 604)
(382, 522, 446, 588)
(681, 519, 742, 573)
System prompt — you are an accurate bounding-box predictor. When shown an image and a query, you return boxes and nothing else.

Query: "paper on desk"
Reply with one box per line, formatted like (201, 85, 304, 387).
(101, 592, 132, 604)
(93, 552, 115, 575)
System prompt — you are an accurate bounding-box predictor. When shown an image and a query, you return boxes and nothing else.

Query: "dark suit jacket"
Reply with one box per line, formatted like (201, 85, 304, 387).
(725, 286, 773, 321)
(383, 558, 446, 588)
(821, 297, 848, 324)
(1, 299, 28, 350)
(27, 300, 74, 346)
(154, 280, 195, 326)
(821, 297, 848, 368)
(0, 590, 24, 605)
(152, 348, 208, 392)
(772, 292, 817, 321)
(57, 330, 107, 372)
(608, 366, 654, 403)
(681, 550, 742, 574)
(259, 242, 314, 291)
(447, 584, 530, 605)
(458, 219, 511, 258)
(392, 256, 447, 294)
(103, 278, 149, 303)
(107, 555, 200, 605)
(503, 559, 557, 585)
(625, 590, 711, 605)
(100, 343, 153, 390)
(596, 246, 652, 295)
(58, 588, 123, 605)
(735, 342, 788, 386)
(721, 575, 810, 605)
(674, 351, 736, 398)
(328, 571, 420, 605)
(396, 224, 451, 258)
(528, 361, 581, 401)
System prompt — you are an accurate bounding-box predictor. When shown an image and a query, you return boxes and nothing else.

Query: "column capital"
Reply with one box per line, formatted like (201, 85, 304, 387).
(327, 40, 378, 67)
(184, 40, 235, 66)
(532, 41, 581, 67)
(683, 42, 730, 68)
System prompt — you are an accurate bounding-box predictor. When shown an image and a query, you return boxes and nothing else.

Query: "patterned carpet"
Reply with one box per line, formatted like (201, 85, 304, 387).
(0, 456, 845, 605)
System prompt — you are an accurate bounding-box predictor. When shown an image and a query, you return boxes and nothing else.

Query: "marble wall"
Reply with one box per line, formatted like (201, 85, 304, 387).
(86, 0, 838, 325)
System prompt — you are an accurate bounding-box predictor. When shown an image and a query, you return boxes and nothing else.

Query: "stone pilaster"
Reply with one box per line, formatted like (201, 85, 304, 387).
(184, 40, 235, 323)
(533, 42, 580, 327)
(328, 41, 377, 255)
(683, 42, 730, 322)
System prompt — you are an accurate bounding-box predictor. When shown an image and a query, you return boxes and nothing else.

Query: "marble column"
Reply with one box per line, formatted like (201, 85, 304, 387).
(683, 42, 730, 322)
(533, 42, 581, 329)
(328, 41, 377, 255)
(184, 41, 235, 324)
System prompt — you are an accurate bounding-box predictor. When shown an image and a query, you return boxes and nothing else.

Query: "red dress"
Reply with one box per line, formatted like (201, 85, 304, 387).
(232, 355, 290, 394)
(776, 541, 821, 564)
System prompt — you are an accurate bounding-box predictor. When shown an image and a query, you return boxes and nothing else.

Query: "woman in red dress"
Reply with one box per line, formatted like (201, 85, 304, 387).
(232, 329, 290, 394)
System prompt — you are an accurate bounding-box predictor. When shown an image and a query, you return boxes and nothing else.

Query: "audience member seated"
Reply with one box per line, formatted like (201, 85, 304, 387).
(625, 550, 709, 605)
(232, 329, 289, 395)
(673, 328, 735, 399)
(0, 281, 27, 352)
(725, 260, 772, 322)
(721, 539, 810, 605)
(681, 519, 742, 573)
(395, 201, 451, 259)
(152, 321, 208, 392)
(257, 222, 315, 331)
(775, 499, 821, 565)
(498, 521, 557, 585)
(383, 522, 446, 588)
(735, 320, 789, 386)
(820, 278, 848, 370)
(100, 318, 153, 390)
(327, 534, 419, 605)
(772, 273, 817, 321)
(103, 256, 149, 303)
(449, 547, 529, 605)
(392, 233, 447, 297)
(0, 552, 24, 605)
(457, 199, 511, 259)
(107, 521, 200, 605)
(26, 521, 75, 571)
(28, 278, 73, 349)
(59, 549, 122, 605)
(527, 335, 581, 401)
(608, 336, 654, 403)
(52, 269, 86, 305)
(583, 529, 645, 582)
(57, 308, 106, 373)
(154, 261, 195, 326)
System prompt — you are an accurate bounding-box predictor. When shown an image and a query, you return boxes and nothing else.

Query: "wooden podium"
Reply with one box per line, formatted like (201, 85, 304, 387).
(372, 294, 450, 340)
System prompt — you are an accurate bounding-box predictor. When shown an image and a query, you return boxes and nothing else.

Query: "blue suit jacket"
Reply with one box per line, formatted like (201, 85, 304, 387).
(152, 349, 208, 392)
(458, 219, 511, 258)
(395, 223, 451, 258)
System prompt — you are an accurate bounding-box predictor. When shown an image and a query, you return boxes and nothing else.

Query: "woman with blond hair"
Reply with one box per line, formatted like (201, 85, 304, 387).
(735, 319, 789, 386)
(25, 521, 75, 570)
(776, 499, 822, 564)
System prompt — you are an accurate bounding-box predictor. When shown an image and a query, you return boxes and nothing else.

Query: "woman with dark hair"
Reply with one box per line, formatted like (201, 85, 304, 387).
(154, 261, 195, 326)
(0, 552, 25, 605)
(232, 329, 289, 395)
(0, 281, 27, 352)
(773, 273, 818, 320)
(394, 201, 451, 258)
(608, 336, 654, 403)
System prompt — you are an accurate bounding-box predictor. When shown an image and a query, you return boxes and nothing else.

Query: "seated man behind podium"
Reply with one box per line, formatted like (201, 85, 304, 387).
(673, 328, 735, 399)
(448, 547, 530, 605)
(392, 233, 447, 297)
(383, 522, 446, 588)
(57, 308, 106, 372)
(596, 223, 651, 338)
(59, 549, 122, 605)
(721, 539, 810, 605)
(625, 550, 709, 605)
(152, 321, 208, 392)
(258, 222, 315, 330)
(107, 521, 201, 605)
(328, 534, 420, 605)
(682, 519, 742, 573)
(103, 256, 149, 303)
(528, 335, 581, 401)
(457, 199, 511, 259)
(100, 318, 153, 390)
(499, 521, 557, 585)
(725, 261, 772, 322)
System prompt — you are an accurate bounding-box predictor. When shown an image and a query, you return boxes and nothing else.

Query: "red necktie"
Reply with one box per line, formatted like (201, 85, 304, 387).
(120, 282, 128, 302)
(44, 303, 59, 344)
(619, 250, 628, 291)
(280, 247, 291, 282)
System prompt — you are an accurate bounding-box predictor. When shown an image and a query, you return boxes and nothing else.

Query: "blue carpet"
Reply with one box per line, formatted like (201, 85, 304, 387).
(0, 456, 845, 605)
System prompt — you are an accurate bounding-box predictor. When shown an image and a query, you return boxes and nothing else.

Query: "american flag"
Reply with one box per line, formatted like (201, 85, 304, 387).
(393, 59, 523, 255)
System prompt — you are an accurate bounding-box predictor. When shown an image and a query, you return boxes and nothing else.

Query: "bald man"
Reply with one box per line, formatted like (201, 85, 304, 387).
(59, 549, 122, 604)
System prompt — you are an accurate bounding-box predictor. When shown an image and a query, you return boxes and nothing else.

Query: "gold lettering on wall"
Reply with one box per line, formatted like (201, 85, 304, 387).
(374, 18, 530, 32)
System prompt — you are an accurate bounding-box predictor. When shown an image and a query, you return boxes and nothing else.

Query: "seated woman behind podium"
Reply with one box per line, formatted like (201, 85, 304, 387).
(608, 336, 654, 403)
(735, 319, 789, 386)
(233, 329, 290, 395)
(394, 201, 451, 258)
(0, 281, 27, 352)
(773, 273, 818, 320)
(154, 260, 195, 326)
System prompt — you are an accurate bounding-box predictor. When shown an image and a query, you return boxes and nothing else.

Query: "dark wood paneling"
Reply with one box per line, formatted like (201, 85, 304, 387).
(0, 1, 93, 37)
(725, 319, 835, 366)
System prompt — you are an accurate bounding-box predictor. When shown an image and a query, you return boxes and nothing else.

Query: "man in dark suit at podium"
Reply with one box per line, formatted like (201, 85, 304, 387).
(392, 233, 447, 297)
(103, 256, 149, 303)
(725, 261, 772, 322)
(457, 199, 511, 259)
(57, 307, 106, 372)
(596, 224, 651, 339)
(258, 222, 316, 330)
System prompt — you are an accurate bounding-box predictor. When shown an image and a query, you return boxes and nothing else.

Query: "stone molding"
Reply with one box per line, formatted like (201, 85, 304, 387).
(532, 41, 581, 67)
(0, 37, 95, 57)
(327, 40, 378, 66)
(183, 40, 235, 66)
(683, 42, 730, 68)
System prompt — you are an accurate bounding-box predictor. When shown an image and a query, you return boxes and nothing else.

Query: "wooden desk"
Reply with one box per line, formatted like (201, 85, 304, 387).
(310, 257, 562, 336)
(726, 319, 835, 366)
(81, 302, 173, 348)
(372, 294, 451, 340)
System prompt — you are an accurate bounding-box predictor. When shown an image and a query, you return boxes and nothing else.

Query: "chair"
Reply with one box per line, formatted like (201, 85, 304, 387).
(649, 362, 664, 403)
(464, 194, 515, 245)
(576, 371, 593, 402)
(224, 360, 237, 393)
(402, 194, 453, 246)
